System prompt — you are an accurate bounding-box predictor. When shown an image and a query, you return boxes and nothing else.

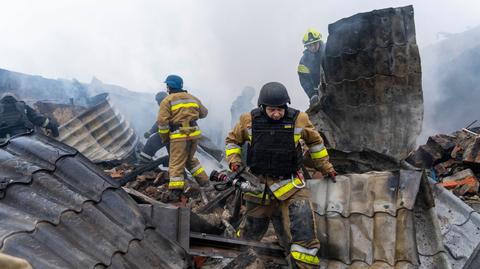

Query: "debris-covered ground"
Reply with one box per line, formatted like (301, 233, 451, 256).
(3, 3, 480, 269)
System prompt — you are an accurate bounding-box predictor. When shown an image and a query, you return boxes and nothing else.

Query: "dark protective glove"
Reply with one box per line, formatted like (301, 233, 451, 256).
(143, 131, 152, 139)
(47, 121, 59, 137)
(327, 170, 337, 183)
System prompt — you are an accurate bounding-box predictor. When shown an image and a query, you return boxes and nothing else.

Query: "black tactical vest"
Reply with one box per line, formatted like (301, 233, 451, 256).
(0, 101, 33, 137)
(247, 107, 303, 176)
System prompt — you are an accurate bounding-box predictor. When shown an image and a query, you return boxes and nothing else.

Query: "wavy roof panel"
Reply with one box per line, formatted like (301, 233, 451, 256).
(310, 5, 423, 160)
(309, 171, 453, 268)
(432, 181, 480, 268)
(58, 95, 138, 163)
(0, 133, 188, 269)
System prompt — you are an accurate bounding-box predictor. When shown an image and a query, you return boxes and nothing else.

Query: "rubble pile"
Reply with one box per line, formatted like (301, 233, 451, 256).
(105, 163, 171, 201)
(407, 127, 480, 201)
(105, 161, 238, 235)
(33, 101, 86, 125)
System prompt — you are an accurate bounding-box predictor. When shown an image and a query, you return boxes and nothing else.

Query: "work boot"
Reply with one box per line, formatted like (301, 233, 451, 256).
(168, 189, 184, 203)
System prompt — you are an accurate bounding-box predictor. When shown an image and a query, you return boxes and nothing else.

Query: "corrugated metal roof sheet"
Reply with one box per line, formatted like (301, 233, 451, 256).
(308, 170, 452, 268)
(431, 181, 480, 268)
(309, 5, 423, 160)
(0, 133, 188, 269)
(58, 94, 139, 163)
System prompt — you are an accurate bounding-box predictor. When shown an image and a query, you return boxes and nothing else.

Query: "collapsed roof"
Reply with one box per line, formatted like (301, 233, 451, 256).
(306, 169, 480, 269)
(0, 134, 189, 269)
(0, 4, 477, 269)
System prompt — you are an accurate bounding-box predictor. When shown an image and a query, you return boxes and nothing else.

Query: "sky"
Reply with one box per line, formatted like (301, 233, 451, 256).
(1, 0, 480, 111)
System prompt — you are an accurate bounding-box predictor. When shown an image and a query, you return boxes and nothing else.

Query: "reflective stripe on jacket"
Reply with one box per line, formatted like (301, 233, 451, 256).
(157, 91, 208, 141)
(168, 176, 185, 189)
(244, 176, 306, 202)
(225, 110, 334, 175)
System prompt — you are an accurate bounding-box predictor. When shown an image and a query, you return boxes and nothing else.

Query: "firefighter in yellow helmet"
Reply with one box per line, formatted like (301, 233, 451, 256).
(297, 28, 326, 105)
(225, 82, 337, 269)
(157, 75, 209, 202)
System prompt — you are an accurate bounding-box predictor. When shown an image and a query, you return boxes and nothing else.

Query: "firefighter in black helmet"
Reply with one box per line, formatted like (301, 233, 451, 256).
(0, 92, 59, 144)
(225, 82, 337, 268)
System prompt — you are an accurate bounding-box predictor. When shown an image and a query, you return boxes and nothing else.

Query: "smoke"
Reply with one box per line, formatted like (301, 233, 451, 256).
(419, 25, 480, 143)
(1, 1, 480, 146)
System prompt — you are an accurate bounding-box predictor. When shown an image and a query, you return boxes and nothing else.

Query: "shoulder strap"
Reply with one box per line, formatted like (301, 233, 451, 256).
(250, 108, 262, 118)
(286, 107, 300, 122)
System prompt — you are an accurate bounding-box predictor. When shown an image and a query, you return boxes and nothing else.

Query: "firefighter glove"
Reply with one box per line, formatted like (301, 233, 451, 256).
(230, 163, 241, 172)
(328, 170, 337, 183)
(143, 131, 152, 139)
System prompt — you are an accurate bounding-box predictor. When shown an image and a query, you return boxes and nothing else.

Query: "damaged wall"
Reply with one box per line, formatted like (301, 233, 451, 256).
(310, 5, 423, 161)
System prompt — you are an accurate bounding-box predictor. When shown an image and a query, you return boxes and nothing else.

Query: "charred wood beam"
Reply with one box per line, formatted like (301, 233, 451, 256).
(189, 232, 287, 265)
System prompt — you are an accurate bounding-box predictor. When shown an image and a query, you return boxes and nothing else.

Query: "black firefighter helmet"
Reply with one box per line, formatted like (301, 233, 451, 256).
(257, 82, 291, 107)
(155, 91, 168, 104)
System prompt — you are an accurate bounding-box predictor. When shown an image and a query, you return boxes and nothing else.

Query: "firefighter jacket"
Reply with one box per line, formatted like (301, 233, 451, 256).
(156, 91, 208, 142)
(225, 108, 334, 201)
(297, 42, 326, 98)
(0, 253, 32, 269)
(0, 98, 49, 138)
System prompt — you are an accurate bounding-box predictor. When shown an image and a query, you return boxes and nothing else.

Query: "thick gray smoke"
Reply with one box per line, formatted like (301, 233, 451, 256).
(419, 25, 480, 142)
(0, 1, 479, 146)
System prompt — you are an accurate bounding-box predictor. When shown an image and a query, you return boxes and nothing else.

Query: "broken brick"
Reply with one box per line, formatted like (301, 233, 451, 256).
(428, 134, 457, 155)
(463, 136, 480, 165)
(441, 169, 479, 195)
(408, 134, 458, 168)
(434, 159, 457, 176)
(406, 144, 443, 168)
